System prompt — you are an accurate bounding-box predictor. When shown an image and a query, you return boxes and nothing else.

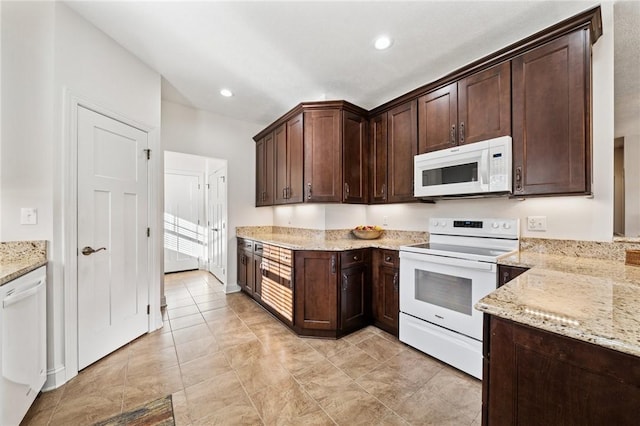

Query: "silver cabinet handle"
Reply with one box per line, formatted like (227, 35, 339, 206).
(82, 246, 106, 256)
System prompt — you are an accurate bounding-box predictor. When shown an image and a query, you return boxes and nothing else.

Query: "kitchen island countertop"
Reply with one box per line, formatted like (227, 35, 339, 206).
(0, 241, 47, 286)
(476, 251, 640, 358)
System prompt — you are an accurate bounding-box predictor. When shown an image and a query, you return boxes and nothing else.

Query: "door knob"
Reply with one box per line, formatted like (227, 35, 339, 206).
(82, 246, 107, 256)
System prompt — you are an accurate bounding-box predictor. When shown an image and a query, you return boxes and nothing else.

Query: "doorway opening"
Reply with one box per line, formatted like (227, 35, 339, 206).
(164, 152, 228, 284)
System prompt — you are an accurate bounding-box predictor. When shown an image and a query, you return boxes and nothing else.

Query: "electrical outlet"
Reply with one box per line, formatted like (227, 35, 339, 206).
(20, 208, 38, 225)
(383, 216, 389, 226)
(527, 216, 547, 231)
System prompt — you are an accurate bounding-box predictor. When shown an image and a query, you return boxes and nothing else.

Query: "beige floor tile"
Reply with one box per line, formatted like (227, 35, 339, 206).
(127, 345, 179, 374)
(171, 390, 192, 426)
(201, 306, 239, 324)
(48, 395, 123, 425)
(420, 368, 482, 419)
(356, 364, 423, 412)
(235, 308, 273, 325)
(123, 364, 184, 410)
(355, 334, 405, 362)
(208, 315, 248, 334)
(192, 292, 226, 303)
(328, 345, 381, 380)
(295, 361, 353, 402)
(128, 328, 176, 353)
(249, 377, 323, 424)
(165, 296, 197, 309)
(306, 337, 353, 358)
(342, 326, 381, 345)
(170, 313, 206, 330)
(382, 347, 444, 386)
(192, 403, 262, 425)
(316, 381, 392, 426)
(169, 304, 201, 319)
(270, 339, 326, 375)
(188, 285, 218, 296)
(172, 323, 213, 346)
(214, 325, 259, 348)
(180, 351, 232, 388)
(247, 317, 291, 338)
(223, 339, 272, 370)
(175, 335, 220, 364)
(21, 405, 55, 426)
(234, 357, 293, 395)
(197, 298, 228, 312)
(184, 371, 253, 422)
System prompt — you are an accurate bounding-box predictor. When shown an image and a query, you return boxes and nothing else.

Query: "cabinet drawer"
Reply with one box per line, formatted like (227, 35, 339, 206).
(341, 249, 368, 269)
(279, 248, 293, 266)
(238, 238, 254, 251)
(380, 250, 399, 268)
(263, 244, 280, 260)
(254, 242, 264, 256)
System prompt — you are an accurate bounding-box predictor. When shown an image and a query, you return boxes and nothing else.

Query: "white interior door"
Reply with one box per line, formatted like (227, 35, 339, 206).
(77, 106, 149, 370)
(208, 168, 227, 282)
(164, 171, 203, 272)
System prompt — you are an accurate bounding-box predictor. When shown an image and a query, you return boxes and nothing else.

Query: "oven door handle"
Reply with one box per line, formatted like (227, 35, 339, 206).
(400, 251, 495, 271)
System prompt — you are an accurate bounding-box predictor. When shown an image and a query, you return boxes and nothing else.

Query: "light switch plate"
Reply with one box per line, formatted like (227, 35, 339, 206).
(20, 208, 37, 225)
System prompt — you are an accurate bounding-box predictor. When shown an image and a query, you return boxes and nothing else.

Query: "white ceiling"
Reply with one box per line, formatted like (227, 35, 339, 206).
(66, 1, 637, 134)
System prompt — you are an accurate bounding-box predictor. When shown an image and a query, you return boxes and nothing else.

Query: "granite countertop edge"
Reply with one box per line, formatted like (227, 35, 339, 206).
(478, 252, 640, 358)
(0, 259, 48, 286)
(236, 232, 427, 251)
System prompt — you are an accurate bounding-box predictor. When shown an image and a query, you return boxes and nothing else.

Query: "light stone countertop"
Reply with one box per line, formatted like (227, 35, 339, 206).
(236, 227, 429, 251)
(0, 241, 48, 286)
(476, 251, 640, 357)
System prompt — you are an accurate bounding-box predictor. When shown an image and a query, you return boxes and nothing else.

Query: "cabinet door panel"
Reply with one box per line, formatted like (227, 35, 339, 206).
(304, 109, 342, 202)
(418, 83, 457, 154)
(370, 113, 388, 203)
(274, 124, 288, 204)
(287, 113, 304, 203)
(294, 252, 338, 330)
(387, 101, 417, 203)
(379, 265, 399, 330)
(458, 62, 511, 145)
(340, 265, 369, 332)
(512, 30, 589, 196)
(256, 132, 274, 206)
(343, 111, 368, 203)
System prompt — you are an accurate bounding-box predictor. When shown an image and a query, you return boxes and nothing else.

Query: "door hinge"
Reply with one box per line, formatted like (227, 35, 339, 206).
(147, 227, 151, 237)
(144, 149, 151, 160)
(146, 304, 150, 315)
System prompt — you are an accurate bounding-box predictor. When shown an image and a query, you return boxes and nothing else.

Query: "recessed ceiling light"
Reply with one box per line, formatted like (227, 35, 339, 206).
(374, 36, 392, 50)
(220, 88, 233, 97)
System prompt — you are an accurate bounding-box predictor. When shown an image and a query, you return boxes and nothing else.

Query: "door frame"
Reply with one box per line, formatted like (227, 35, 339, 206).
(62, 91, 161, 383)
(207, 165, 228, 284)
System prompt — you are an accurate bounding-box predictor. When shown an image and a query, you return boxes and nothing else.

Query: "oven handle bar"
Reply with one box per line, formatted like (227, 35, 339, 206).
(400, 251, 495, 271)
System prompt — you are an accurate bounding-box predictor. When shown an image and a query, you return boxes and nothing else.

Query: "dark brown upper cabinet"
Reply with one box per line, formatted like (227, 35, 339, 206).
(418, 62, 511, 154)
(370, 100, 417, 204)
(342, 111, 368, 203)
(304, 109, 342, 202)
(255, 132, 274, 206)
(274, 114, 303, 204)
(255, 101, 367, 206)
(512, 30, 591, 196)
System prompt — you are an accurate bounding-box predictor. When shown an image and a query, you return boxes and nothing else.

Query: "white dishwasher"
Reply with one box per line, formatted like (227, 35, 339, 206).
(0, 266, 46, 426)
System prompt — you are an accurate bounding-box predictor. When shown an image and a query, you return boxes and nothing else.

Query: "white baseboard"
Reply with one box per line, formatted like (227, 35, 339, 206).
(225, 284, 241, 294)
(42, 365, 69, 391)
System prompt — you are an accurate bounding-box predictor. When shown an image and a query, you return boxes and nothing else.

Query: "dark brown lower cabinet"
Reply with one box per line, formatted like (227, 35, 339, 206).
(294, 251, 338, 335)
(483, 315, 640, 426)
(237, 238, 254, 296)
(372, 249, 399, 336)
(340, 249, 371, 333)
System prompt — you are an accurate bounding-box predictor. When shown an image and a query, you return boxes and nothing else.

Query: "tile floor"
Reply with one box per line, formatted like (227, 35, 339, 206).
(22, 270, 482, 425)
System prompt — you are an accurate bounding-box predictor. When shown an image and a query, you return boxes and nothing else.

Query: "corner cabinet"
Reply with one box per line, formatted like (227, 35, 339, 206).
(418, 61, 511, 154)
(512, 29, 592, 196)
(255, 101, 368, 206)
(497, 264, 529, 287)
(294, 249, 370, 338)
(370, 100, 417, 204)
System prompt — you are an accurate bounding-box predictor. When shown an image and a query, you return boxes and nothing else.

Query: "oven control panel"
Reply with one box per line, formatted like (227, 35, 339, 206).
(429, 217, 519, 238)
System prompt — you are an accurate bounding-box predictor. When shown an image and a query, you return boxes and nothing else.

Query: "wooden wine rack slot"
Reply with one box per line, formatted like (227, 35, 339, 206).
(261, 277, 293, 321)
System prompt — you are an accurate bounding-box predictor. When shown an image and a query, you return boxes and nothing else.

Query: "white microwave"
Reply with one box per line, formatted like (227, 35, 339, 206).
(414, 136, 512, 198)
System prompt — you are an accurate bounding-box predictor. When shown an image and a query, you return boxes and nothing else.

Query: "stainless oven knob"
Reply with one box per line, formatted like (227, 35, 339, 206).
(503, 222, 511, 229)
(439, 221, 446, 227)
(492, 222, 499, 229)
